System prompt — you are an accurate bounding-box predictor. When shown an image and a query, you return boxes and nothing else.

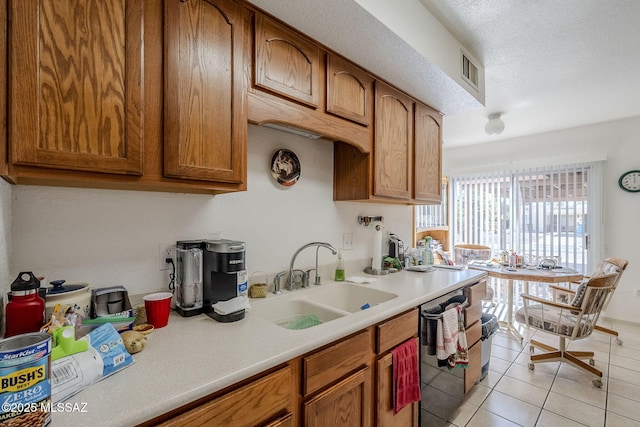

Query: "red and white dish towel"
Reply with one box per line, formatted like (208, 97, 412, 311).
(436, 305, 469, 369)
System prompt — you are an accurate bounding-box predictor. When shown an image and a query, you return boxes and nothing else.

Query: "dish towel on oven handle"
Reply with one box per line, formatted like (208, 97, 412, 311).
(436, 305, 469, 369)
(391, 338, 421, 414)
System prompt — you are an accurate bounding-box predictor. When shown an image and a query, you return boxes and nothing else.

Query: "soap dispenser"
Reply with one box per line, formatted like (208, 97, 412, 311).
(334, 250, 345, 281)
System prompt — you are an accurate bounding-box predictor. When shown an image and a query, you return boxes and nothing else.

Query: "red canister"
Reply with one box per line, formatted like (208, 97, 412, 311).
(5, 272, 46, 338)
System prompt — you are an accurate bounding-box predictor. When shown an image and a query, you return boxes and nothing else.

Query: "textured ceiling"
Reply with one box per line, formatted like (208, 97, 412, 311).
(249, 0, 640, 147)
(419, 0, 640, 146)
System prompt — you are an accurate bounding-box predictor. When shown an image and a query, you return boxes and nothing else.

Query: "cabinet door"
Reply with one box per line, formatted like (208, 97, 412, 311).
(373, 82, 413, 199)
(164, 0, 248, 183)
(158, 366, 292, 427)
(376, 342, 419, 427)
(262, 413, 293, 427)
(9, 0, 143, 175)
(414, 103, 442, 203)
(464, 341, 482, 393)
(304, 366, 372, 427)
(326, 54, 372, 126)
(254, 14, 320, 108)
(303, 329, 371, 396)
(0, 0, 6, 175)
(376, 309, 418, 355)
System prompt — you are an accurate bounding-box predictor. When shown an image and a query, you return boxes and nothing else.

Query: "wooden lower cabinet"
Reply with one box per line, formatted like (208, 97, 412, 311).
(302, 330, 373, 426)
(376, 309, 418, 354)
(463, 280, 486, 392)
(155, 366, 292, 427)
(464, 341, 482, 393)
(264, 413, 294, 427)
(376, 341, 419, 427)
(304, 367, 372, 427)
(375, 310, 419, 427)
(147, 309, 429, 427)
(303, 329, 371, 396)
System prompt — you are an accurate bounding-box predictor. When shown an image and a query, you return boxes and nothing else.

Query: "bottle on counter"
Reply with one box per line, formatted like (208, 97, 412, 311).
(416, 241, 426, 265)
(422, 237, 434, 266)
(5, 272, 46, 337)
(334, 250, 345, 281)
(508, 251, 517, 269)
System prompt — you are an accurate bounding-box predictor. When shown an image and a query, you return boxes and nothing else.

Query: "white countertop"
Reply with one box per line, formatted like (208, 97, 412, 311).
(52, 268, 485, 426)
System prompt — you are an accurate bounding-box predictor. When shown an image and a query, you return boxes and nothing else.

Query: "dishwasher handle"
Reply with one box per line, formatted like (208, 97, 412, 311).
(420, 295, 468, 320)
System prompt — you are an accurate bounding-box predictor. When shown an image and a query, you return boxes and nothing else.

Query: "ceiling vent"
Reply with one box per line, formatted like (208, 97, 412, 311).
(461, 52, 479, 91)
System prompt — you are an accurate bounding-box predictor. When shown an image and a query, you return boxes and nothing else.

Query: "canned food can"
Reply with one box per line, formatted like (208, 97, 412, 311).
(0, 332, 52, 426)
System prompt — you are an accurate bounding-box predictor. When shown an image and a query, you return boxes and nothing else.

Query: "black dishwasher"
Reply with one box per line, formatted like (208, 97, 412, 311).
(419, 290, 469, 424)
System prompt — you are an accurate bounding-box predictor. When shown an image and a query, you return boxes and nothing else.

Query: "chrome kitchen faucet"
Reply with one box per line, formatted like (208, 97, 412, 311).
(287, 242, 337, 291)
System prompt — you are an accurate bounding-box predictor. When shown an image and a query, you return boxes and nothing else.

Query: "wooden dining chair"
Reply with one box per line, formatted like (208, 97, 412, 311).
(515, 273, 618, 387)
(453, 244, 496, 303)
(549, 257, 628, 345)
(453, 244, 492, 265)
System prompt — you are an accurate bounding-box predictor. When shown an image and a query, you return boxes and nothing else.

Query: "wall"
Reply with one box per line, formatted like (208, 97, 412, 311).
(0, 179, 10, 314)
(6, 117, 639, 324)
(6, 125, 414, 298)
(444, 116, 640, 324)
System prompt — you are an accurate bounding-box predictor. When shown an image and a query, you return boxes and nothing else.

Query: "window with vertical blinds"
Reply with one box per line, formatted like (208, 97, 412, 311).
(415, 185, 447, 228)
(447, 162, 602, 274)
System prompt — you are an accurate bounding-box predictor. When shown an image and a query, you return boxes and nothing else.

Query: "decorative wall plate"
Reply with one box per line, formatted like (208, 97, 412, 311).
(271, 149, 300, 186)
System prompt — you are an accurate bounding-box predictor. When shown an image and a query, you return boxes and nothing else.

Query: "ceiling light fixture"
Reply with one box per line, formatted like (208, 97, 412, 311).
(485, 113, 505, 136)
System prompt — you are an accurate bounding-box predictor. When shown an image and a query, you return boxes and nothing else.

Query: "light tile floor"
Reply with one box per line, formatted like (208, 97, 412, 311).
(421, 318, 640, 426)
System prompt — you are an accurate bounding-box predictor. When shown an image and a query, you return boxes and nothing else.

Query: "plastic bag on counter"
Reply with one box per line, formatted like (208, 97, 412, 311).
(50, 323, 134, 403)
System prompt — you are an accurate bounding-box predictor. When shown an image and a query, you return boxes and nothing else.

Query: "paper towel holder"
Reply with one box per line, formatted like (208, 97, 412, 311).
(364, 266, 390, 275)
(363, 223, 390, 276)
(358, 215, 384, 227)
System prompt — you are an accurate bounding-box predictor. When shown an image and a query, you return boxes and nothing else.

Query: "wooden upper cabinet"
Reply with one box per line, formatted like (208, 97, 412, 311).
(164, 0, 248, 183)
(326, 54, 372, 126)
(414, 103, 442, 203)
(9, 0, 143, 175)
(373, 81, 413, 200)
(0, 0, 6, 175)
(254, 14, 320, 108)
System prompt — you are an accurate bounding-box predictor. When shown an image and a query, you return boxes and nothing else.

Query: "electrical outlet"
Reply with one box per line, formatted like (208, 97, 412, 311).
(635, 288, 640, 297)
(159, 244, 175, 271)
(343, 232, 354, 251)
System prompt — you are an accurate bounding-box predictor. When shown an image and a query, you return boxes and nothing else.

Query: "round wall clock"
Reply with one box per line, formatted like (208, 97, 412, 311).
(618, 170, 640, 192)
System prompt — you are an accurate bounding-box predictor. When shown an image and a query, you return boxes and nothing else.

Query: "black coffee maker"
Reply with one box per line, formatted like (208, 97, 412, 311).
(203, 239, 247, 322)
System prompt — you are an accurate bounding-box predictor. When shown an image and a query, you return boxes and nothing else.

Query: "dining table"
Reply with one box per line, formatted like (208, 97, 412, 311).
(467, 263, 584, 341)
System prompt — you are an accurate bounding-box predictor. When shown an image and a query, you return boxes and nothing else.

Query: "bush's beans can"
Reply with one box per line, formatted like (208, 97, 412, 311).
(0, 333, 52, 426)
